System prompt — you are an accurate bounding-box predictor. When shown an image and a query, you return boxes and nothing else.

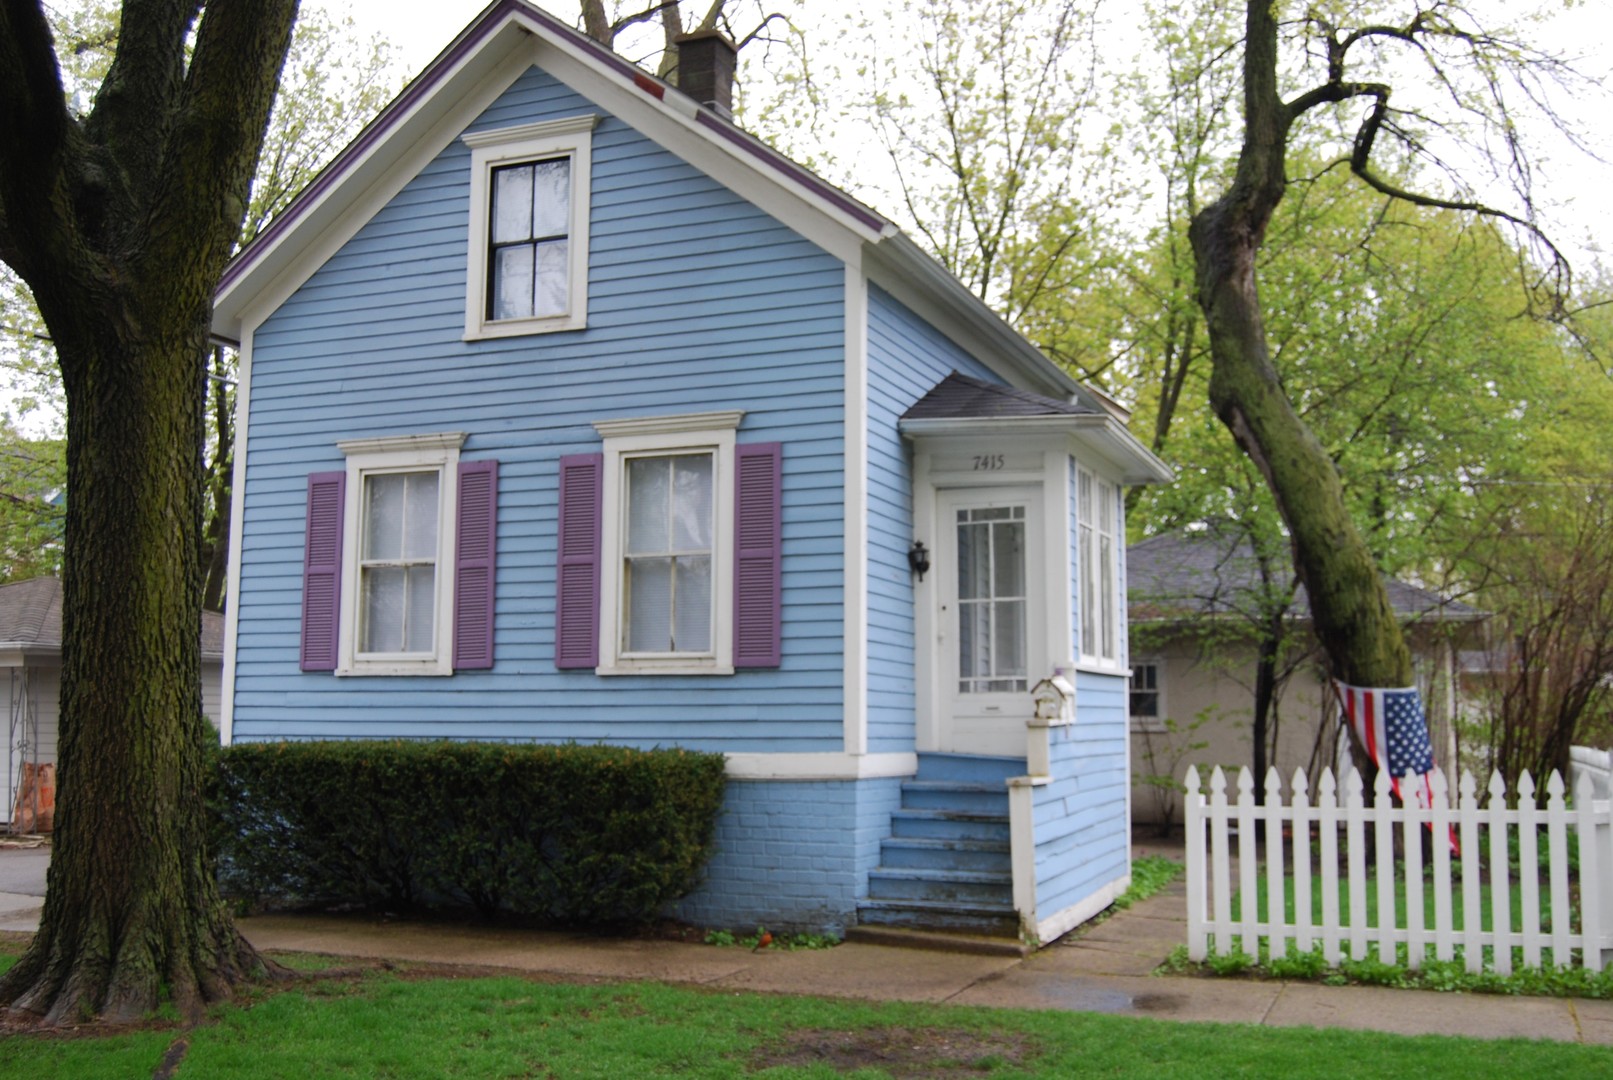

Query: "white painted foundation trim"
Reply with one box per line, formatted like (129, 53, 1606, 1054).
(1007, 775, 1048, 935)
(722, 751, 916, 781)
(1035, 873, 1131, 946)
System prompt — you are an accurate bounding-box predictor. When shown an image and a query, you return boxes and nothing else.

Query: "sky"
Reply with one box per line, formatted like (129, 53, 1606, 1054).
(314, 0, 1613, 270)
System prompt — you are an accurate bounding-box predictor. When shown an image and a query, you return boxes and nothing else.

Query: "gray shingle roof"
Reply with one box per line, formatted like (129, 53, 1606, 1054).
(900, 372, 1102, 421)
(1128, 528, 1483, 624)
(0, 576, 225, 658)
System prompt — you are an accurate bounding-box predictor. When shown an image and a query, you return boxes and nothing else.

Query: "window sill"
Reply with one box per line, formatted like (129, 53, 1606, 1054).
(596, 661, 735, 677)
(337, 658, 452, 677)
(464, 312, 585, 340)
(1130, 720, 1168, 736)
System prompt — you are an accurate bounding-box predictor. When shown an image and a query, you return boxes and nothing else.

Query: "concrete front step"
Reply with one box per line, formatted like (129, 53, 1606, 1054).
(899, 780, 1010, 814)
(878, 836, 1011, 873)
(888, 808, 1010, 842)
(866, 866, 1013, 905)
(856, 896, 1020, 936)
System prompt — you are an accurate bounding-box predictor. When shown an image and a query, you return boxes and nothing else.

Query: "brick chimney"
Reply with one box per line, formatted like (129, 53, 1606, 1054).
(674, 29, 737, 118)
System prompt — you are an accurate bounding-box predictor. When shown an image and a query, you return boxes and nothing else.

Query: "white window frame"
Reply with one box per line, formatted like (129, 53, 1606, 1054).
(336, 432, 466, 676)
(463, 115, 597, 340)
(594, 411, 743, 676)
(1078, 465, 1121, 670)
(1129, 660, 1166, 734)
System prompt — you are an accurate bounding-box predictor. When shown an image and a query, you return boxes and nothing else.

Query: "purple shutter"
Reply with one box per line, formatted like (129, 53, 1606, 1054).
(453, 459, 499, 670)
(555, 453, 603, 669)
(300, 471, 346, 672)
(733, 442, 782, 668)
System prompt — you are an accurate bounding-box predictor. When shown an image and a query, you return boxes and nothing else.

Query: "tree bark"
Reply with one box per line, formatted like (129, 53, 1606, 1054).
(1189, 1, 1413, 776)
(0, 0, 299, 1025)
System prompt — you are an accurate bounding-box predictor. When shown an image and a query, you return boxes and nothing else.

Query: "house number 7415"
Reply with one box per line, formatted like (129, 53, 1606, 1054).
(972, 454, 1005, 471)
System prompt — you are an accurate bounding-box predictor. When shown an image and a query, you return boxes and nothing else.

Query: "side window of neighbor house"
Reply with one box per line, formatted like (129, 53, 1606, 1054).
(463, 116, 596, 339)
(1130, 662, 1165, 732)
(1078, 467, 1119, 667)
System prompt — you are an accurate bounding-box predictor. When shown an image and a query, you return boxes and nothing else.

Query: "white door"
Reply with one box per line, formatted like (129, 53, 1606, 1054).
(936, 487, 1043, 756)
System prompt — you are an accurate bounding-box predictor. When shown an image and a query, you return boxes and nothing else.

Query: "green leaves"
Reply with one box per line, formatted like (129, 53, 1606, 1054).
(211, 740, 728, 926)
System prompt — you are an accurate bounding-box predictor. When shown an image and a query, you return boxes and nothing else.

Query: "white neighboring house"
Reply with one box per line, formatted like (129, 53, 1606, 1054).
(2, 577, 224, 826)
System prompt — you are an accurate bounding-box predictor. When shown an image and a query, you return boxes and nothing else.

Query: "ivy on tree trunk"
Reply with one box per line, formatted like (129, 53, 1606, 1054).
(0, 0, 299, 1025)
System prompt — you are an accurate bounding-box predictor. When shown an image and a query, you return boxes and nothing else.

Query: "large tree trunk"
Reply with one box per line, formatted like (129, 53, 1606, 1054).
(2, 321, 262, 1025)
(1189, 1, 1412, 777)
(0, 0, 299, 1025)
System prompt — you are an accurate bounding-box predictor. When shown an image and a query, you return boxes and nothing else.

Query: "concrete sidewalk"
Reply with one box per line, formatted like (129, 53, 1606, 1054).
(4, 844, 1613, 1046)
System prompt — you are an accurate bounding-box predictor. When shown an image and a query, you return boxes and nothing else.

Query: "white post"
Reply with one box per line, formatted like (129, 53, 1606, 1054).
(1575, 773, 1604, 973)
(1264, 768, 1286, 961)
(1210, 766, 1232, 956)
(1518, 771, 1542, 970)
(1372, 769, 1396, 965)
(1237, 768, 1258, 957)
(1487, 771, 1513, 976)
(1185, 765, 1206, 962)
(1547, 771, 1571, 968)
(1459, 771, 1483, 974)
(1293, 768, 1313, 955)
(1430, 770, 1454, 962)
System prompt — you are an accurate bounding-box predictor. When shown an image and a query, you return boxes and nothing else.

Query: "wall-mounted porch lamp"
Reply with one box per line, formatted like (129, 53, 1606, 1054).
(908, 540, 930, 581)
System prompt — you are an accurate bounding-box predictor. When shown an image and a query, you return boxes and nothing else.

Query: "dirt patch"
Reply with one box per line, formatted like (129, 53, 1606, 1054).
(749, 1026, 1037, 1077)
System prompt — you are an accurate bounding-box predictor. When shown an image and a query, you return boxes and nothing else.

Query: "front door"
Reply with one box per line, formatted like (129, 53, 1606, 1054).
(936, 487, 1043, 756)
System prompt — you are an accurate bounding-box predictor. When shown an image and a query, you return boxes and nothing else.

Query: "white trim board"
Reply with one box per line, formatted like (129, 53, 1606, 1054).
(723, 752, 917, 781)
(842, 265, 869, 757)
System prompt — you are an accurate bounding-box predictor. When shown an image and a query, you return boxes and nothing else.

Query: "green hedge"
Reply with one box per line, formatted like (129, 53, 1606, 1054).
(211, 740, 727, 925)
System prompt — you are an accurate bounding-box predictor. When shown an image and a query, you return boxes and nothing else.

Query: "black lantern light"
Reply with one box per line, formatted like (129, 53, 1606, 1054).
(908, 540, 930, 581)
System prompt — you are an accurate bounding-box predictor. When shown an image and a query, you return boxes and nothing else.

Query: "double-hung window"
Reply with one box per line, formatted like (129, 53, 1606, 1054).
(335, 433, 464, 675)
(552, 410, 783, 675)
(1130, 661, 1165, 733)
(623, 452, 716, 654)
(1079, 466, 1120, 667)
(593, 412, 740, 674)
(463, 115, 596, 339)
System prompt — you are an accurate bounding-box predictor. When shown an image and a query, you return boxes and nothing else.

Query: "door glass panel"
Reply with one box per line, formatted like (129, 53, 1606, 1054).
(956, 505, 1028, 694)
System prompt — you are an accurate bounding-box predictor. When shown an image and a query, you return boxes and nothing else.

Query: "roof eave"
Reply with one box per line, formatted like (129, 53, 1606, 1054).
(900, 413, 1174, 485)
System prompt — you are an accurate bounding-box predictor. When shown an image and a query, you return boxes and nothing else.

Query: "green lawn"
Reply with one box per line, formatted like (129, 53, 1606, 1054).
(1, 945, 1609, 1077)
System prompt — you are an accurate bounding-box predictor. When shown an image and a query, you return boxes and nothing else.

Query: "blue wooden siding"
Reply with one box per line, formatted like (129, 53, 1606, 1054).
(864, 286, 1003, 753)
(1032, 671, 1131, 922)
(232, 66, 847, 752)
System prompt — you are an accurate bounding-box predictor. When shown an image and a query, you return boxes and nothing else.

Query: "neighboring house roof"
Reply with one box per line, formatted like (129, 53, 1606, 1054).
(0, 576, 224, 660)
(1128, 528, 1484, 625)
(212, 0, 1111, 415)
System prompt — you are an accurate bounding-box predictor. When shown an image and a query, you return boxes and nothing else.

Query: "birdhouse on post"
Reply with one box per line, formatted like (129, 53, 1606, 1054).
(1031, 669, 1075, 726)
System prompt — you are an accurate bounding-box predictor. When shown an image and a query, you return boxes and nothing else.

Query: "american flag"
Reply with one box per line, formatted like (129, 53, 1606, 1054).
(1332, 681, 1438, 811)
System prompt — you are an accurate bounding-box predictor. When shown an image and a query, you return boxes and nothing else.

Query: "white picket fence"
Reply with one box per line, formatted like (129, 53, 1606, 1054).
(1184, 765, 1613, 972)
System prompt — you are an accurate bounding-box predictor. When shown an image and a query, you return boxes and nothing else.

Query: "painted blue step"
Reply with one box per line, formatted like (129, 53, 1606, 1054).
(899, 780, 1009, 814)
(888, 807, 1010, 843)
(866, 867, 1013, 905)
(879, 836, 1011, 874)
(913, 752, 1024, 786)
(857, 897, 1019, 936)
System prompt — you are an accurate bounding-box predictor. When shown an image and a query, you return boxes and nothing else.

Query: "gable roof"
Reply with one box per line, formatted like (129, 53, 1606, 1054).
(0, 576, 225, 660)
(212, 0, 1106, 411)
(1128, 528, 1484, 625)
(901, 372, 1102, 420)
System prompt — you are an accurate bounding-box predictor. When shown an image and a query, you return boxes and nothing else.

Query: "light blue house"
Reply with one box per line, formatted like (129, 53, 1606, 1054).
(212, 0, 1171, 944)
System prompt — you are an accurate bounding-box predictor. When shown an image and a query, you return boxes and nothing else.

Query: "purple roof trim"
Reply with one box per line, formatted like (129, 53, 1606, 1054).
(220, 0, 885, 295)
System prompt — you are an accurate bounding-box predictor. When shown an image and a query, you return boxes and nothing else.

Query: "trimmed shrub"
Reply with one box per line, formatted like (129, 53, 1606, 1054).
(211, 740, 727, 925)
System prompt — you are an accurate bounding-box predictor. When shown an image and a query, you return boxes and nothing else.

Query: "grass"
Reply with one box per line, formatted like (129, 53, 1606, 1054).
(0, 947, 1608, 1078)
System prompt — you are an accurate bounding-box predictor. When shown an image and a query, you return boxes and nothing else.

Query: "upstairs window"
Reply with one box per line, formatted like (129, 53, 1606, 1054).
(463, 115, 596, 339)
